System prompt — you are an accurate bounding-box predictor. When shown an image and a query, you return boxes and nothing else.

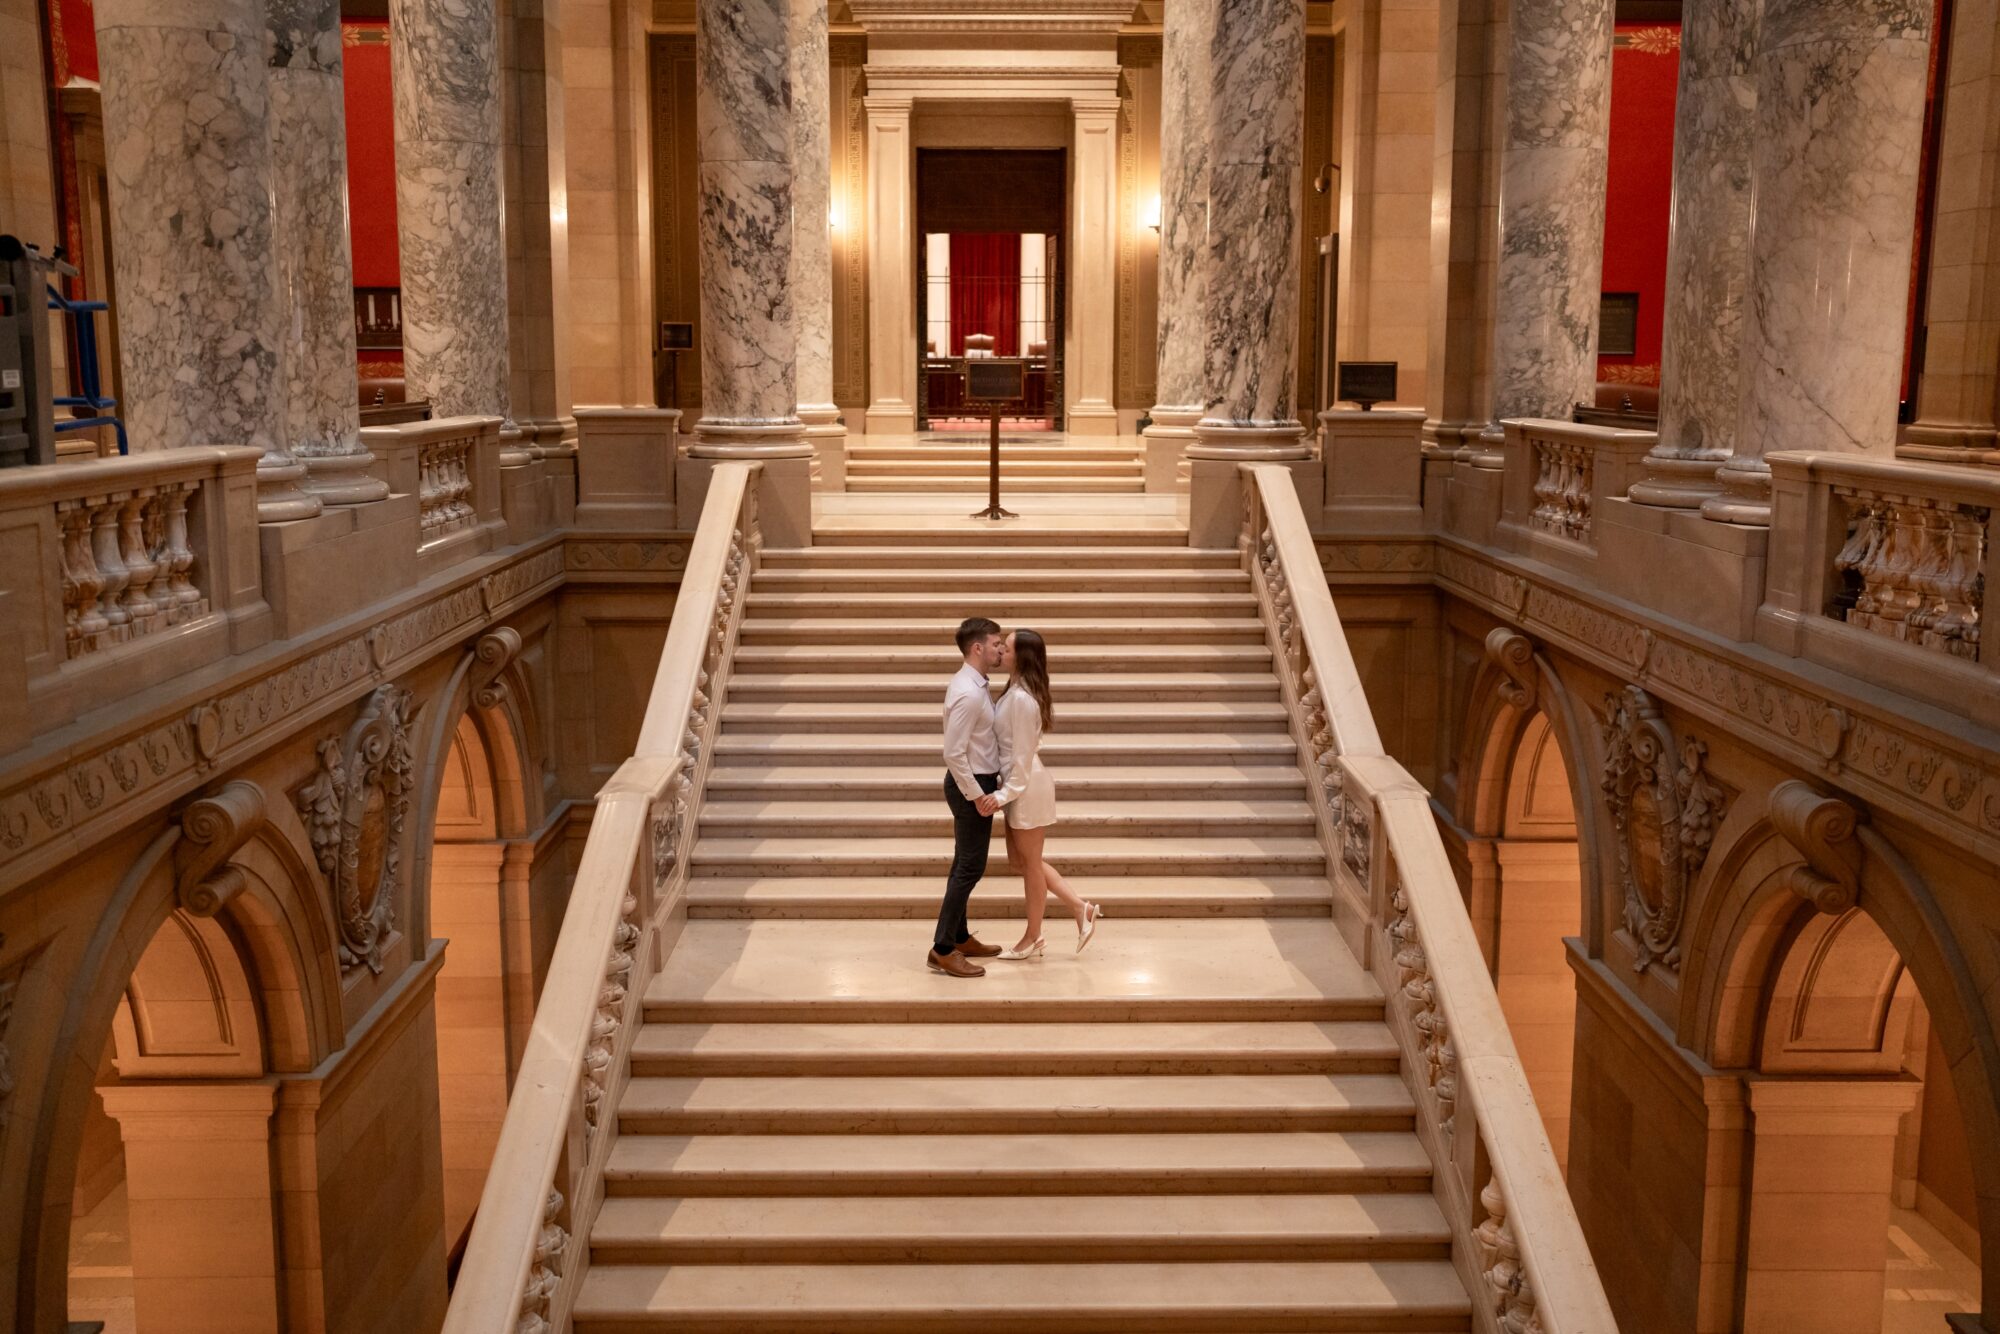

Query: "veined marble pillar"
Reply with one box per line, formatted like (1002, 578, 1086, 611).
(1147, 0, 1213, 443)
(789, 0, 842, 442)
(389, 0, 516, 453)
(1068, 97, 1122, 435)
(93, 0, 320, 521)
(1704, 0, 1934, 524)
(1473, 0, 1615, 469)
(268, 0, 388, 506)
(689, 0, 811, 544)
(864, 94, 916, 435)
(1628, 0, 1757, 508)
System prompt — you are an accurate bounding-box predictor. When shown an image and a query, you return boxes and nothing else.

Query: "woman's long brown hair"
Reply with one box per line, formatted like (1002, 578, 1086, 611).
(1007, 628, 1054, 732)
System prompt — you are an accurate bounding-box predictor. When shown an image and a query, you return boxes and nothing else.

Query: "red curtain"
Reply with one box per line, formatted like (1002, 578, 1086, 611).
(948, 233, 1021, 356)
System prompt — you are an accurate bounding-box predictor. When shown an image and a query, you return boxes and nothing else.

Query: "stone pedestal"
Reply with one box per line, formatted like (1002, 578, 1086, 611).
(1704, 0, 1934, 525)
(389, 0, 512, 423)
(1318, 407, 1424, 534)
(576, 407, 683, 529)
(267, 0, 387, 506)
(863, 95, 917, 435)
(790, 0, 844, 452)
(93, 0, 321, 523)
(1630, 0, 1756, 509)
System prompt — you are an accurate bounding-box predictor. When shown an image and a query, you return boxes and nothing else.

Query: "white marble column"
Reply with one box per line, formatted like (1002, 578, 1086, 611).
(389, 0, 516, 451)
(1704, 0, 1934, 524)
(93, 0, 320, 521)
(1189, 0, 1308, 459)
(1147, 0, 1214, 443)
(789, 0, 842, 441)
(1068, 97, 1122, 435)
(1628, 0, 1757, 508)
(1473, 0, 1615, 469)
(864, 94, 916, 435)
(268, 0, 388, 506)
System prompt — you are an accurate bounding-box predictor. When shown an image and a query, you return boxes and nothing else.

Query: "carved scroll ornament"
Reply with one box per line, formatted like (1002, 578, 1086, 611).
(297, 685, 417, 975)
(1769, 780, 1863, 915)
(1600, 686, 1728, 974)
(174, 781, 267, 916)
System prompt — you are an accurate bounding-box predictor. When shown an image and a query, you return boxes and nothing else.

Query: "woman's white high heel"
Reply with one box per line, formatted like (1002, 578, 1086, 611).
(1076, 902, 1103, 953)
(997, 938, 1046, 961)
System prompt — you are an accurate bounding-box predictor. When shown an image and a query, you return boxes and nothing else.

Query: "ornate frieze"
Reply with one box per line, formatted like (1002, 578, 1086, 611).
(296, 686, 417, 975)
(481, 546, 566, 611)
(1436, 545, 1529, 614)
(1319, 542, 1434, 576)
(1598, 686, 1728, 974)
(565, 540, 693, 574)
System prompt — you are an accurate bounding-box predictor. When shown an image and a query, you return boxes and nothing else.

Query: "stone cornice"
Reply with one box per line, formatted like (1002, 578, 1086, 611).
(848, 0, 1136, 32)
(0, 534, 690, 895)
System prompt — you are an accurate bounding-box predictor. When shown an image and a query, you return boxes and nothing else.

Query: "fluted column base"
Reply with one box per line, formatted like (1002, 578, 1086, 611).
(1143, 404, 1203, 440)
(256, 453, 323, 522)
(1463, 423, 1506, 471)
(1187, 419, 1311, 460)
(1699, 456, 1772, 526)
(797, 403, 846, 438)
(302, 451, 392, 505)
(1627, 452, 1726, 509)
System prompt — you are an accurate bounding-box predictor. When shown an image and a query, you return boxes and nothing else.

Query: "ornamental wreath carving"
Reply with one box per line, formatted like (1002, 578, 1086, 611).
(1599, 685, 1728, 975)
(297, 686, 416, 975)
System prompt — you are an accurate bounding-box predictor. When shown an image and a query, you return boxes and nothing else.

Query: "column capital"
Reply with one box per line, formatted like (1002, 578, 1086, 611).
(862, 92, 915, 117)
(1069, 95, 1123, 119)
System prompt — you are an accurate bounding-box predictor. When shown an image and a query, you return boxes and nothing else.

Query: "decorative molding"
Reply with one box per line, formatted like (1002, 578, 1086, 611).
(481, 546, 565, 611)
(1484, 628, 1538, 712)
(1523, 583, 1651, 669)
(1769, 780, 1864, 916)
(1436, 545, 1528, 614)
(296, 686, 417, 975)
(564, 539, 692, 573)
(174, 781, 268, 917)
(469, 627, 524, 712)
(1319, 541, 1434, 575)
(1599, 687, 1728, 974)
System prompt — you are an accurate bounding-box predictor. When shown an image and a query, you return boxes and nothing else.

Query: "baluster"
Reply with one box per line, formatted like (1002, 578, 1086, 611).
(1833, 494, 1885, 619)
(139, 491, 177, 623)
(1933, 507, 1986, 657)
(90, 494, 133, 633)
(1876, 501, 1925, 633)
(162, 482, 202, 612)
(117, 491, 161, 634)
(1907, 503, 1952, 636)
(58, 500, 108, 654)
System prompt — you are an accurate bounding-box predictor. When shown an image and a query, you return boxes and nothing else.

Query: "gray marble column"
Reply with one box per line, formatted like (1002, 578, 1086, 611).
(93, 0, 320, 521)
(1146, 0, 1214, 441)
(691, 0, 806, 458)
(789, 0, 841, 440)
(1189, 0, 1308, 460)
(1472, 0, 1615, 468)
(1704, 0, 1934, 525)
(268, 0, 388, 505)
(389, 0, 515, 447)
(1628, 0, 1756, 508)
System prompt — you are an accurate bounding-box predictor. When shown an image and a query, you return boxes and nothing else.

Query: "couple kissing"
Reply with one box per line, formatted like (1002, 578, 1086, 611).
(927, 617, 1103, 978)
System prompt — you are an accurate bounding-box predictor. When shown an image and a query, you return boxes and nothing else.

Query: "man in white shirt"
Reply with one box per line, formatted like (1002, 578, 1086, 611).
(930, 616, 1008, 977)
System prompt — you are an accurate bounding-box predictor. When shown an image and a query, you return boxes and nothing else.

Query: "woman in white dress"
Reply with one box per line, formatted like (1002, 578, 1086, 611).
(992, 629, 1103, 960)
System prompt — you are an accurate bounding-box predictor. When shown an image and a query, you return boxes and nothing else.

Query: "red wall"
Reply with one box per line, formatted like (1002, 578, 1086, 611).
(342, 21, 401, 290)
(1599, 24, 1680, 387)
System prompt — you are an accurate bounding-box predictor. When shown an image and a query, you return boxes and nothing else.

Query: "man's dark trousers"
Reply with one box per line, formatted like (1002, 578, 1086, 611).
(935, 771, 1001, 954)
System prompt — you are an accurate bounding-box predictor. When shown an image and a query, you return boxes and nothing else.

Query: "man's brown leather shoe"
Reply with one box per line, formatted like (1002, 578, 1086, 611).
(957, 935, 1003, 959)
(927, 948, 985, 978)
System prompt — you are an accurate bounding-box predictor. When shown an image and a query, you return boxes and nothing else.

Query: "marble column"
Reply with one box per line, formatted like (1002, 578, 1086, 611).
(93, 0, 320, 521)
(1146, 0, 1214, 443)
(863, 94, 916, 435)
(690, 0, 811, 544)
(1628, 0, 1757, 508)
(1473, 0, 1615, 469)
(389, 0, 518, 457)
(1704, 0, 1934, 525)
(1068, 97, 1122, 435)
(789, 0, 842, 442)
(268, 0, 388, 505)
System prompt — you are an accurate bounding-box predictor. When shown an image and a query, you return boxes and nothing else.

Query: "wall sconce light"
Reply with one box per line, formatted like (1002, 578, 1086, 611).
(1144, 194, 1161, 233)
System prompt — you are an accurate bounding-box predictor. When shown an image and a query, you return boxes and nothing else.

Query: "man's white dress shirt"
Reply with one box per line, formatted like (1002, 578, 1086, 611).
(943, 661, 1000, 799)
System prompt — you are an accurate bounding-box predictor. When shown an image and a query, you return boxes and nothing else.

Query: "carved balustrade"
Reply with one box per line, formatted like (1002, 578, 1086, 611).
(0, 446, 272, 739)
(1761, 452, 2000, 728)
(1245, 464, 1617, 1333)
(359, 415, 505, 572)
(1499, 419, 1656, 563)
(441, 463, 761, 1334)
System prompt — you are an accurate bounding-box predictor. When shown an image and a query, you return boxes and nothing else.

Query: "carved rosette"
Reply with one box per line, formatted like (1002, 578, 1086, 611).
(1474, 1178, 1542, 1333)
(1598, 686, 1727, 974)
(1388, 880, 1456, 1145)
(296, 685, 417, 975)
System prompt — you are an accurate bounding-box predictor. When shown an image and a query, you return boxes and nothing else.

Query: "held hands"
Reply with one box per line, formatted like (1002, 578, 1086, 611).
(975, 794, 1002, 816)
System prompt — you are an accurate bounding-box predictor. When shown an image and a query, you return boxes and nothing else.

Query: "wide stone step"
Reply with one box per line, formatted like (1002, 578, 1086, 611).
(728, 644, 1274, 673)
(589, 1192, 1451, 1265)
(615, 1072, 1416, 1135)
(743, 591, 1257, 617)
(750, 568, 1249, 593)
(701, 764, 1306, 801)
(571, 1259, 1473, 1332)
(737, 616, 1270, 645)
(688, 835, 1327, 879)
(758, 545, 1237, 568)
(710, 732, 1302, 764)
(846, 458, 1142, 477)
(628, 1020, 1396, 1076)
(810, 528, 1192, 547)
(723, 673, 1279, 703)
(683, 873, 1329, 919)
(844, 446, 1144, 463)
(716, 700, 1291, 733)
(848, 475, 1148, 494)
(696, 799, 1315, 840)
(643, 919, 1375, 1022)
(602, 1130, 1436, 1198)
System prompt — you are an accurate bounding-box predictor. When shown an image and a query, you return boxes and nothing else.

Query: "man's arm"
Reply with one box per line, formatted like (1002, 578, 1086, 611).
(943, 687, 986, 801)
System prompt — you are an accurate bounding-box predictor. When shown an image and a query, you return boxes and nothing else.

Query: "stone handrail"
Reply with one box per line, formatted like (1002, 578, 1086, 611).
(1244, 464, 1617, 1334)
(441, 462, 761, 1334)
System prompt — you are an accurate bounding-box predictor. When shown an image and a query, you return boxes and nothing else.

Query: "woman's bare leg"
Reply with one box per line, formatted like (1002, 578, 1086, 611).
(1039, 857, 1089, 926)
(1012, 825, 1050, 950)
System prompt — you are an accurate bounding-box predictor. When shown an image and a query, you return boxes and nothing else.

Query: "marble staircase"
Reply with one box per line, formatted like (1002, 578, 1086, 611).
(842, 439, 1148, 493)
(569, 533, 1475, 1331)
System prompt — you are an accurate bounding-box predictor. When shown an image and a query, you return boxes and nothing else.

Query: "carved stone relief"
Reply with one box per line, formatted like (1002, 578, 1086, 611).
(1769, 780, 1863, 916)
(1599, 685, 1729, 974)
(174, 781, 268, 917)
(297, 685, 417, 974)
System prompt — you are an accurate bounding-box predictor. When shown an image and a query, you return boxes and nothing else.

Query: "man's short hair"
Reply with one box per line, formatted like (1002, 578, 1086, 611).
(956, 617, 1002, 654)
